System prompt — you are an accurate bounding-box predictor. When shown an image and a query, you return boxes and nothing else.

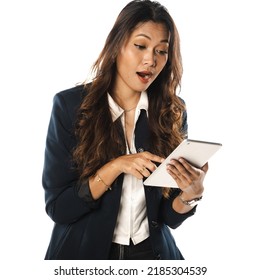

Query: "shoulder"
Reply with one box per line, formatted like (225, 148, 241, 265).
(53, 83, 90, 116)
(49, 83, 91, 126)
(55, 83, 88, 105)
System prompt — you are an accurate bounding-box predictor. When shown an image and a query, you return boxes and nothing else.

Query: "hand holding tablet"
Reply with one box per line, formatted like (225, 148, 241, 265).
(143, 139, 222, 188)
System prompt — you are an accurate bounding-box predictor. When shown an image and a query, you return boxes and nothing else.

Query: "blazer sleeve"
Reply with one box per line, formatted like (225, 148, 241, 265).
(160, 189, 197, 229)
(42, 92, 100, 225)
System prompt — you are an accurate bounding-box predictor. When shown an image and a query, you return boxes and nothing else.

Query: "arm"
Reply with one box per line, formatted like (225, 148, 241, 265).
(160, 104, 206, 223)
(168, 102, 208, 214)
(167, 158, 208, 213)
(89, 152, 164, 199)
(42, 92, 100, 224)
(160, 189, 197, 229)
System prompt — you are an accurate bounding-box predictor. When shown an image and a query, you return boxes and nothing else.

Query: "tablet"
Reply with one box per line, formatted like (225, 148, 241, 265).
(143, 139, 222, 188)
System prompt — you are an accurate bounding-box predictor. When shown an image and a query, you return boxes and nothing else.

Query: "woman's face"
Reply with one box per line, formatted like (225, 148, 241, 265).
(115, 21, 169, 94)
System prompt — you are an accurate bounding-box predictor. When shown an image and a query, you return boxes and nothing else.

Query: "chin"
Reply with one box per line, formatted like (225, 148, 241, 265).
(135, 84, 151, 92)
(128, 79, 153, 93)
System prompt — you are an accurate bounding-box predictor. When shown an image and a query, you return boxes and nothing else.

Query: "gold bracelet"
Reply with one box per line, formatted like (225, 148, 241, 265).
(96, 173, 112, 191)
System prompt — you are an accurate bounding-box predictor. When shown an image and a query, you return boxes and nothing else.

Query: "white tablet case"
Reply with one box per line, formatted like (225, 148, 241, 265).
(143, 139, 222, 188)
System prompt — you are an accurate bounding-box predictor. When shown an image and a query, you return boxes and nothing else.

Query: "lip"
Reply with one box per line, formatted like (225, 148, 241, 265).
(136, 71, 153, 84)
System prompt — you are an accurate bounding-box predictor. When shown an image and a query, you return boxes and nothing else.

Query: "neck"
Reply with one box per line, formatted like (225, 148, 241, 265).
(112, 90, 141, 112)
(124, 106, 136, 113)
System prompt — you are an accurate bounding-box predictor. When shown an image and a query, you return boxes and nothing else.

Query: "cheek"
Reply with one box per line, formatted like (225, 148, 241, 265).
(116, 57, 135, 84)
(117, 49, 136, 72)
(158, 56, 168, 70)
(117, 60, 131, 80)
(152, 58, 168, 81)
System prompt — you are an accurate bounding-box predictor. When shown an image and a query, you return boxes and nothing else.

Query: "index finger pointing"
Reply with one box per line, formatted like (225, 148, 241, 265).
(142, 151, 164, 163)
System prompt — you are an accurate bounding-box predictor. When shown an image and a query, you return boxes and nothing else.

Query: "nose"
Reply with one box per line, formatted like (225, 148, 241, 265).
(143, 50, 156, 67)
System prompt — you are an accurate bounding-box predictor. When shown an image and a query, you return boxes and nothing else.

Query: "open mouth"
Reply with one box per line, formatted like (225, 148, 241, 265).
(136, 71, 153, 83)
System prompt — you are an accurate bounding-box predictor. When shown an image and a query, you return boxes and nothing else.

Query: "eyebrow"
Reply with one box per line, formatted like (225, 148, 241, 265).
(135, 33, 169, 43)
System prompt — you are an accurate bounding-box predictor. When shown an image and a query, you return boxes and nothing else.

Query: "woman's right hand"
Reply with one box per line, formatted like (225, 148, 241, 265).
(112, 151, 164, 179)
(89, 152, 164, 199)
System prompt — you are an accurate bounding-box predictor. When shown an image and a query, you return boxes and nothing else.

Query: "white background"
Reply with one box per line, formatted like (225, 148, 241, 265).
(1, 0, 259, 279)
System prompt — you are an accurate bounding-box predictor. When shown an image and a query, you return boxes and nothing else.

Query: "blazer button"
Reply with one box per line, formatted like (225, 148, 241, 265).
(155, 253, 161, 260)
(151, 221, 158, 228)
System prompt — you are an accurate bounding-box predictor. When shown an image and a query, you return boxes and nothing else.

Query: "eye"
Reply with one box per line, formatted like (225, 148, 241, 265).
(134, 43, 146, 50)
(156, 49, 168, 56)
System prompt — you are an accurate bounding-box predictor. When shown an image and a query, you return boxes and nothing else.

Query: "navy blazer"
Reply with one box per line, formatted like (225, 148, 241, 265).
(42, 85, 196, 260)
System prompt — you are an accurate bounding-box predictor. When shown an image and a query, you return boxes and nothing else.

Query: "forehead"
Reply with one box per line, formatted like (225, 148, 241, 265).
(129, 21, 170, 42)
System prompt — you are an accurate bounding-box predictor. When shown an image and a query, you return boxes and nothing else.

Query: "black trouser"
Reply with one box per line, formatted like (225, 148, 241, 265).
(109, 237, 155, 260)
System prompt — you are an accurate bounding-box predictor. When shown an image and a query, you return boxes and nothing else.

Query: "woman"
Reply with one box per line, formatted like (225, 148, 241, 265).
(42, 0, 208, 260)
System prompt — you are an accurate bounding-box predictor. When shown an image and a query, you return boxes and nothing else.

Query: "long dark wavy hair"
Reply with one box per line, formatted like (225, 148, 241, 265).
(73, 0, 186, 197)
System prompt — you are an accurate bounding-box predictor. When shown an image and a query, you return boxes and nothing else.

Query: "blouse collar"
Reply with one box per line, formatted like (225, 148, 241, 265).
(107, 91, 148, 122)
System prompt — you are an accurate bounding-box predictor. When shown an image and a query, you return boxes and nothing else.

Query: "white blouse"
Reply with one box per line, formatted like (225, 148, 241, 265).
(108, 92, 149, 245)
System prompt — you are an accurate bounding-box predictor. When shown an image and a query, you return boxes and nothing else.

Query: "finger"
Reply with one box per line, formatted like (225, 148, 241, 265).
(131, 167, 145, 179)
(142, 151, 164, 164)
(166, 163, 191, 186)
(168, 159, 199, 186)
(142, 160, 158, 173)
(166, 164, 181, 179)
(137, 152, 163, 173)
(178, 158, 202, 178)
(137, 166, 150, 178)
(124, 161, 144, 179)
(169, 159, 193, 178)
(202, 162, 209, 173)
(132, 161, 151, 178)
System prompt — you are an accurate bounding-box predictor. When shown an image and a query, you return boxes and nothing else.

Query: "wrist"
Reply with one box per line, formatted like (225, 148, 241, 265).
(109, 158, 124, 176)
(95, 173, 111, 191)
(178, 191, 203, 207)
(179, 186, 204, 200)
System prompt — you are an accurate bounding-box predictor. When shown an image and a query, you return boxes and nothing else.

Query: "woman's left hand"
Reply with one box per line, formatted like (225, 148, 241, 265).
(166, 158, 208, 199)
